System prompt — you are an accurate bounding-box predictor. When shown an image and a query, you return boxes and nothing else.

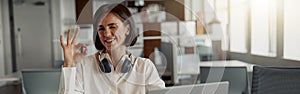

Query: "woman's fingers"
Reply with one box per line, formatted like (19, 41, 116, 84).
(74, 43, 88, 59)
(59, 35, 65, 49)
(61, 27, 80, 48)
(71, 27, 80, 44)
(75, 43, 87, 53)
(82, 45, 88, 55)
(67, 29, 71, 45)
(78, 43, 88, 54)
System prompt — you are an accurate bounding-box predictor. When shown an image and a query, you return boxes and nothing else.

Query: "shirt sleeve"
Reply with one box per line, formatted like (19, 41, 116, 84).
(145, 59, 166, 89)
(58, 64, 85, 94)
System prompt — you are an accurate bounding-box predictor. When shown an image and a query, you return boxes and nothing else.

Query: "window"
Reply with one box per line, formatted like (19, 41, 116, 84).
(203, 0, 229, 51)
(216, 0, 229, 51)
(229, 0, 248, 53)
(251, 0, 277, 57)
(283, 0, 300, 61)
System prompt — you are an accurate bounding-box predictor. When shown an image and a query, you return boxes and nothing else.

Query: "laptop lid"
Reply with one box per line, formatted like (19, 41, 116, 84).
(21, 69, 61, 94)
(147, 81, 229, 94)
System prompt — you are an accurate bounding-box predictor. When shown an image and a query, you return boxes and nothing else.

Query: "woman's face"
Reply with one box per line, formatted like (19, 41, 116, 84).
(97, 13, 130, 50)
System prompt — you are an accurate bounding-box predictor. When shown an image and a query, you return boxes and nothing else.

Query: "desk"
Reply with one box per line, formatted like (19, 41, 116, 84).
(0, 71, 21, 83)
(199, 60, 255, 94)
(163, 59, 255, 85)
(199, 60, 255, 72)
(0, 73, 21, 89)
(0, 77, 20, 82)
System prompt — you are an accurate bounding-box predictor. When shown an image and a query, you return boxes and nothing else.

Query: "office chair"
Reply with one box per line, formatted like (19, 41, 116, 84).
(252, 66, 300, 94)
(200, 66, 249, 94)
(21, 69, 61, 94)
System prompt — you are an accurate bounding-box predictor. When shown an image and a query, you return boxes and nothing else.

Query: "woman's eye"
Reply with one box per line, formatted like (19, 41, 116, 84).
(109, 26, 116, 29)
(98, 27, 105, 31)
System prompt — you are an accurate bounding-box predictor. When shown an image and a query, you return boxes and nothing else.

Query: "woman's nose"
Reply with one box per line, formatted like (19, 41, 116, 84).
(103, 29, 112, 37)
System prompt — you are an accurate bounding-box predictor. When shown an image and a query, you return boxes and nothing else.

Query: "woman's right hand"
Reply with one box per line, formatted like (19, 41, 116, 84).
(60, 28, 87, 67)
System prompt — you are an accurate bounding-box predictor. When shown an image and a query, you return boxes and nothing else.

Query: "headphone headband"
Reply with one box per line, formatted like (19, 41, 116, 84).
(97, 50, 133, 73)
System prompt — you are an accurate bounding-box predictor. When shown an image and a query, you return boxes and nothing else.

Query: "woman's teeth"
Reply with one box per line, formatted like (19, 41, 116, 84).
(105, 39, 114, 42)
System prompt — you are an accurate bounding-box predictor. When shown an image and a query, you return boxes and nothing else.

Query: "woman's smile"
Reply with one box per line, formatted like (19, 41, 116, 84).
(104, 37, 116, 44)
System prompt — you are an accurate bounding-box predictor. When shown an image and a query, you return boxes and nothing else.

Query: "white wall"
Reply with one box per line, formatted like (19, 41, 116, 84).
(0, 0, 6, 86)
(0, 0, 4, 74)
(2, 0, 12, 75)
(61, 0, 76, 23)
(184, 0, 203, 21)
(51, 0, 63, 61)
(52, 0, 76, 61)
(0, 0, 5, 74)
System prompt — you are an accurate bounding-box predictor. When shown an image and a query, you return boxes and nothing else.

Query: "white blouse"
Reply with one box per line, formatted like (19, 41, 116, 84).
(58, 55, 165, 94)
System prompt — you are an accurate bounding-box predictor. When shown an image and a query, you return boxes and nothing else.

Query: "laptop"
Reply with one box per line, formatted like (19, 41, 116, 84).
(147, 81, 229, 94)
(21, 69, 61, 94)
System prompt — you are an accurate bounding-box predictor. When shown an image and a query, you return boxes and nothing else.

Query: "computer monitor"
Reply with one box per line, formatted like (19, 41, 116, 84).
(159, 42, 178, 85)
(21, 69, 61, 94)
(147, 81, 229, 94)
(200, 66, 249, 94)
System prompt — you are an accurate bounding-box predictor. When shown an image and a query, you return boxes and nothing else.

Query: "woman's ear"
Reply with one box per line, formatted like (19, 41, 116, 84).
(125, 25, 130, 35)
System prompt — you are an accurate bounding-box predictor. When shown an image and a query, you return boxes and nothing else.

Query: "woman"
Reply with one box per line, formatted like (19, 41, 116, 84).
(58, 3, 165, 94)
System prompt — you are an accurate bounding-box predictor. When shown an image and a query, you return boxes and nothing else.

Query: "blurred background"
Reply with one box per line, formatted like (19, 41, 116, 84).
(1, 0, 300, 94)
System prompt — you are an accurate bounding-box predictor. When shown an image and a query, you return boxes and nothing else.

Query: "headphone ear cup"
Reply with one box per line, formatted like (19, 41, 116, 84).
(121, 58, 131, 73)
(99, 58, 111, 73)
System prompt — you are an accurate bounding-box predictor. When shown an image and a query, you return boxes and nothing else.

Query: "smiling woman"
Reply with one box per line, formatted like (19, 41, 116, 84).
(58, 3, 165, 94)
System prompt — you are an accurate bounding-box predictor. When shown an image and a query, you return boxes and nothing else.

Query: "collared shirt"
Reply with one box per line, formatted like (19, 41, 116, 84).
(58, 55, 165, 94)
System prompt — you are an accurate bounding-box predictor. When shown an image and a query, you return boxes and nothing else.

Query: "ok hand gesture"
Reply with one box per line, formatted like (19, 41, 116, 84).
(60, 28, 87, 67)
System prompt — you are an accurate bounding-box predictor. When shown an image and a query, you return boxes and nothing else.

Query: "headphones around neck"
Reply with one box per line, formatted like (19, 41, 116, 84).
(97, 51, 133, 73)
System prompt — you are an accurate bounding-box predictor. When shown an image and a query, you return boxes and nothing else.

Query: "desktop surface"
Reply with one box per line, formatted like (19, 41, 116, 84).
(147, 81, 229, 94)
(199, 60, 255, 72)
